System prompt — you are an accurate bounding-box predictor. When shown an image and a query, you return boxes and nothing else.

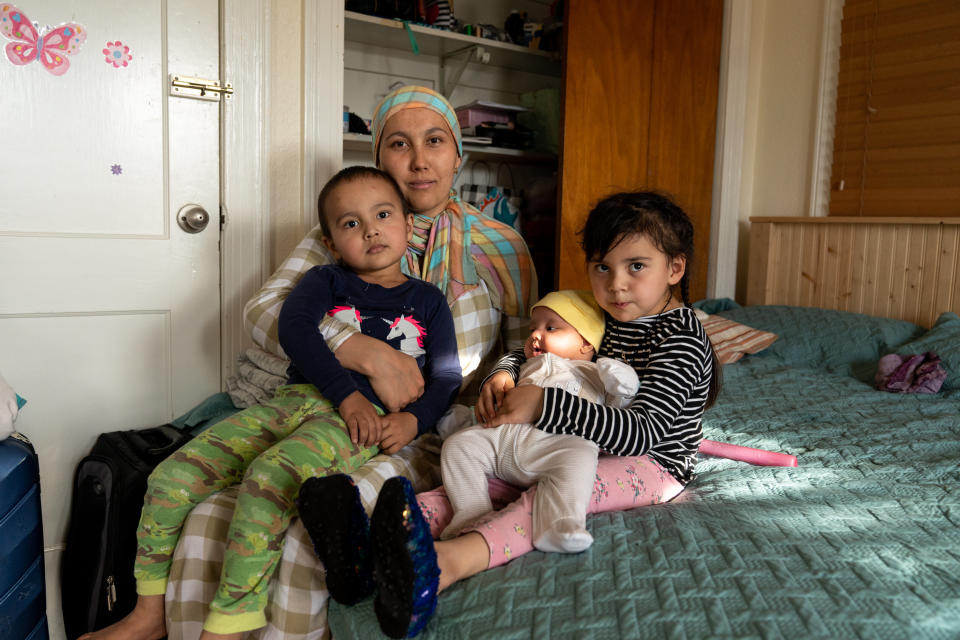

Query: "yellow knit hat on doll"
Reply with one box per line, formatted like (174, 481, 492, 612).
(531, 290, 605, 351)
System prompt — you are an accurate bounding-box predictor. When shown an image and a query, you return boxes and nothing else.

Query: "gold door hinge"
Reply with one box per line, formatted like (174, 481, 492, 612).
(169, 74, 234, 102)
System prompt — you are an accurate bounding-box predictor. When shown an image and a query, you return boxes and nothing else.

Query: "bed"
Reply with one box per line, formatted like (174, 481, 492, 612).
(163, 217, 960, 639)
(324, 301, 960, 639)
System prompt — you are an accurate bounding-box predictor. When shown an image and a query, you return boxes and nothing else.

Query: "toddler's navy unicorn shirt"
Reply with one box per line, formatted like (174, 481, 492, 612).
(327, 305, 428, 360)
(278, 264, 461, 435)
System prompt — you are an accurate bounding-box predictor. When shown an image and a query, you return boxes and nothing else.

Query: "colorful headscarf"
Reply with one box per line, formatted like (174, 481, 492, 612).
(371, 85, 463, 162)
(369, 86, 534, 317)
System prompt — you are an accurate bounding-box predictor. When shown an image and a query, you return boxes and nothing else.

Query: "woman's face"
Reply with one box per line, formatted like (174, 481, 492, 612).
(377, 108, 461, 219)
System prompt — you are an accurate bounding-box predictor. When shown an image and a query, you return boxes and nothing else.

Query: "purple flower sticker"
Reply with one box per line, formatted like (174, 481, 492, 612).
(103, 41, 131, 68)
(110, 164, 122, 175)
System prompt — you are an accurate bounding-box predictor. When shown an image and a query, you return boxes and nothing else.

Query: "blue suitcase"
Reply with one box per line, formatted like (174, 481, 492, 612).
(0, 433, 49, 640)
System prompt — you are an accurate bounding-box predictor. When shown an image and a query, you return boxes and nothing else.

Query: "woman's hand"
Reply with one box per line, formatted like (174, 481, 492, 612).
(483, 385, 544, 428)
(476, 371, 515, 424)
(335, 334, 424, 412)
(338, 391, 383, 447)
(379, 412, 419, 455)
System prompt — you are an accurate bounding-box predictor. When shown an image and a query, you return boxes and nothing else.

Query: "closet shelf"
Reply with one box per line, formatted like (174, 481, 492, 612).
(344, 10, 561, 77)
(343, 133, 557, 164)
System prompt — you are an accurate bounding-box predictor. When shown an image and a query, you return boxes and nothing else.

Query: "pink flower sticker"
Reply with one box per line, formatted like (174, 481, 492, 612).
(102, 41, 131, 68)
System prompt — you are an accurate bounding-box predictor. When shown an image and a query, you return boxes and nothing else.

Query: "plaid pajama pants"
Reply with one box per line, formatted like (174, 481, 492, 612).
(134, 384, 377, 634)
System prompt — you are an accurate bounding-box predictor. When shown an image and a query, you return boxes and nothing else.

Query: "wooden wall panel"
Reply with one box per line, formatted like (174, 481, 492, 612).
(951, 227, 960, 325)
(556, 0, 655, 290)
(557, 0, 722, 300)
(902, 224, 928, 322)
(746, 221, 773, 306)
(747, 217, 960, 327)
(830, 223, 855, 309)
(848, 223, 872, 314)
(935, 227, 960, 323)
(646, 0, 723, 302)
(799, 223, 823, 307)
(888, 225, 910, 319)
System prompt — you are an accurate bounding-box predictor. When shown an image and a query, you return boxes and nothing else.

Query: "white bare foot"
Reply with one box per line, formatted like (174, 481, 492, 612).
(78, 594, 166, 640)
(435, 532, 490, 592)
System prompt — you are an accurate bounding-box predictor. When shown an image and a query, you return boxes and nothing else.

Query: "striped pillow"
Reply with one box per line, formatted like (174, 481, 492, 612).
(694, 309, 778, 364)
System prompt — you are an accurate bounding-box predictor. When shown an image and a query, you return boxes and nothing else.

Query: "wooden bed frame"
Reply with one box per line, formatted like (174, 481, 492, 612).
(746, 216, 960, 328)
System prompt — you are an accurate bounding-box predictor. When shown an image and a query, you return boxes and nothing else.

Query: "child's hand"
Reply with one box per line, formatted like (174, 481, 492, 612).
(483, 385, 545, 428)
(334, 334, 425, 413)
(476, 371, 515, 424)
(338, 391, 383, 448)
(379, 412, 418, 455)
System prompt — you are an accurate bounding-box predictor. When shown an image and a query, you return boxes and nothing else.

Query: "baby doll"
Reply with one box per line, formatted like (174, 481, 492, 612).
(439, 289, 639, 552)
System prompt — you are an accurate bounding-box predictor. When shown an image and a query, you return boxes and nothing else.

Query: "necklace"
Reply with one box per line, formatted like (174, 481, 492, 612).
(617, 294, 673, 363)
(653, 293, 672, 318)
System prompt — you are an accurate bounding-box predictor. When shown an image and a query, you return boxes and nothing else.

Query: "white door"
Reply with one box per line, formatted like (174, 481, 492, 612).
(0, 1, 221, 636)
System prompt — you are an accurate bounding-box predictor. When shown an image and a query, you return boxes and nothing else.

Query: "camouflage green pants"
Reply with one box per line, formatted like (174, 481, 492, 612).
(134, 384, 377, 632)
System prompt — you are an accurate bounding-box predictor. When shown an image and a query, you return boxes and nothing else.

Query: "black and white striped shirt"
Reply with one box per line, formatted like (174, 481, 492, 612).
(491, 307, 712, 484)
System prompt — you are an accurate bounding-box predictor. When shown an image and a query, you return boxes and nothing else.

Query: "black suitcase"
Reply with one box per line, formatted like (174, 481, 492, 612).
(60, 424, 193, 640)
(0, 432, 49, 640)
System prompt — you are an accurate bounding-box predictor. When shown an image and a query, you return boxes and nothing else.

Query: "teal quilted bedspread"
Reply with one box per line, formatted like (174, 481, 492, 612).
(328, 305, 960, 639)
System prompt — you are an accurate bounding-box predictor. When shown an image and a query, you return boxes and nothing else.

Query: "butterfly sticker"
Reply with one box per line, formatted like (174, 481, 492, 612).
(1, 4, 86, 76)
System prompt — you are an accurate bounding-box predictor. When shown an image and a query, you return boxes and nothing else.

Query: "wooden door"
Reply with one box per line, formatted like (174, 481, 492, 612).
(0, 2, 221, 635)
(557, 0, 723, 301)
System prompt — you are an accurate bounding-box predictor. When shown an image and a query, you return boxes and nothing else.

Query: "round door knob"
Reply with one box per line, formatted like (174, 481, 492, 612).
(177, 204, 210, 233)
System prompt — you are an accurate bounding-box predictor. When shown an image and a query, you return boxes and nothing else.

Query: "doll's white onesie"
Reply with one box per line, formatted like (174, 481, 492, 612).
(439, 353, 639, 553)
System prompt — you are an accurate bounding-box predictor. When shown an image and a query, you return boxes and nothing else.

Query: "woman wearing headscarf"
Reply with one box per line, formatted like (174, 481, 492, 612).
(245, 86, 538, 408)
(81, 87, 536, 640)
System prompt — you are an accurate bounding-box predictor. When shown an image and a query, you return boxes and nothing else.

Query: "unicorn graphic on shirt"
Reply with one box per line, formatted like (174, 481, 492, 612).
(327, 305, 363, 331)
(384, 314, 426, 358)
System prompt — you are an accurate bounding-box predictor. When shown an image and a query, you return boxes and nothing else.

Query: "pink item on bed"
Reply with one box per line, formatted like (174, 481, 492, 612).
(874, 351, 946, 394)
(699, 439, 798, 467)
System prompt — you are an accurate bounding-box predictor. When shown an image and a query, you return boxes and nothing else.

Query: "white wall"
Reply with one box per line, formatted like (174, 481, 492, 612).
(267, 0, 306, 271)
(737, 0, 829, 301)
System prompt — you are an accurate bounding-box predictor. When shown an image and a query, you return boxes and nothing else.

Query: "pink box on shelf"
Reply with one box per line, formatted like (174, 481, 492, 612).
(455, 100, 527, 128)
(456, 107, 511, 128)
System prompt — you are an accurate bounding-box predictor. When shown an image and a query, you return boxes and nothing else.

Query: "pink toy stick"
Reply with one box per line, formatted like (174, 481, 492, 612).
(699, 439, 798, 467)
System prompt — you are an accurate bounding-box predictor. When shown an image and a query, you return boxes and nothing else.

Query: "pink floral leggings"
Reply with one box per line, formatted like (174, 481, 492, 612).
(415, 453, 684, 568)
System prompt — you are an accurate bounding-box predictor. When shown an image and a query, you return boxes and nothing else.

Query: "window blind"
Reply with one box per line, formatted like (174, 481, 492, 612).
(829, 0, 960, 217)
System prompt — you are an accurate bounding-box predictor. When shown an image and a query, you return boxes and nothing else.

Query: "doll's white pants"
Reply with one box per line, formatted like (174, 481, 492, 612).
(440, 422, 599, 553)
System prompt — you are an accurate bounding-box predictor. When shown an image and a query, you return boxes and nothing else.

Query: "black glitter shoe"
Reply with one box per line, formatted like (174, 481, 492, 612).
(297, 473, 374, 605)
(370, 476, 439, 638)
